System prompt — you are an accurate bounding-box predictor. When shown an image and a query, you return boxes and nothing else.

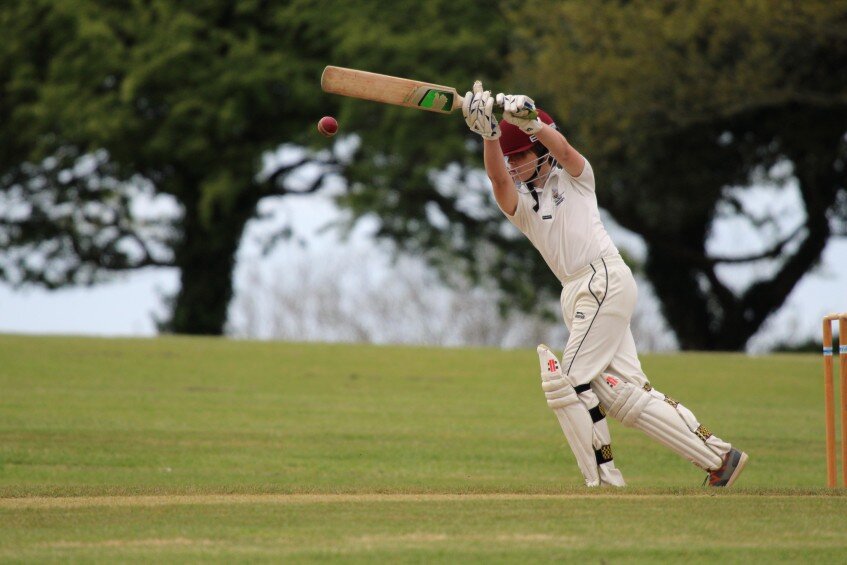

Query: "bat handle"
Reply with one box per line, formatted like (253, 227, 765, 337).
(492, 105, 539, 121)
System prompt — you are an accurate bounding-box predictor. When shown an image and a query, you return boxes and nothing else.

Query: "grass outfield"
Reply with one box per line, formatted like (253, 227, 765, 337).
(1, 334, 845, 562)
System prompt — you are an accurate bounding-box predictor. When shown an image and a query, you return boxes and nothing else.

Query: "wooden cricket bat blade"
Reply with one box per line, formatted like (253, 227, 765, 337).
(321, 66, 463, 114)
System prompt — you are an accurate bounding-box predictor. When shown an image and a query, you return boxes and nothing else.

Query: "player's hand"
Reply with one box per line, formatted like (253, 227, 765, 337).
(496, 93, 542, 135)
(462, 81, 501, 140)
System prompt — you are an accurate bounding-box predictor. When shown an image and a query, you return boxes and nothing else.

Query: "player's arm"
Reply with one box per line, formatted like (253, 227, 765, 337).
(462, 81, 518, 216)
(533, 123, 585, 178)
(496, 93, 585, 178)
(483, 139, 518, 216)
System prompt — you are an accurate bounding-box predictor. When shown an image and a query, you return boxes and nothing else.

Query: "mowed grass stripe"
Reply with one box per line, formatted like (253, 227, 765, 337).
(2, 491, 845, 509)
(4, 494, 847, 563)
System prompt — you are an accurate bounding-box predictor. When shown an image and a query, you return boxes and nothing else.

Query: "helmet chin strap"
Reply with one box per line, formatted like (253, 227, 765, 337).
(526, 159, 547, 211)
(527, 157, 549, 191)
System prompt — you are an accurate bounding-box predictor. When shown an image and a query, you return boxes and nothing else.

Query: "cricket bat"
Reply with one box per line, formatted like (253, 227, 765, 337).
(320, 66, 537, 118)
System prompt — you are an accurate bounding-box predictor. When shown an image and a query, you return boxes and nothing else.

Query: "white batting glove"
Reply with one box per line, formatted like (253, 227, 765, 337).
(462, 81, 500, 140)
(496, 93, 542, 135)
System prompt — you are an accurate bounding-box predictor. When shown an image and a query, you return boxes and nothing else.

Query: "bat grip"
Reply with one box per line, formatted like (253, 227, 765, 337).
(493, 104, 539, 121)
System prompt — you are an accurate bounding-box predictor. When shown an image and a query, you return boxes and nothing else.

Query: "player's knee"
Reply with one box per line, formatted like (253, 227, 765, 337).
(537, 344, 581, 410)
(598, 376, 651, 427)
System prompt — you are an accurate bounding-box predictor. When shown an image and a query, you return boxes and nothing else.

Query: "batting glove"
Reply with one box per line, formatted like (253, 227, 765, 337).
(496, 93, 542, 135)
(462, 81, 501, 140)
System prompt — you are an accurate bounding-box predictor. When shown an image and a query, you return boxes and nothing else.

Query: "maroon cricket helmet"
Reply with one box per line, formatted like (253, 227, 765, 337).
(498, 109, 557, 156)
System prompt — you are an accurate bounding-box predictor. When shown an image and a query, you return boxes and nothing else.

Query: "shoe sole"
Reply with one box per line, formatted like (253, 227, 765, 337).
(725, 451, 748, 487)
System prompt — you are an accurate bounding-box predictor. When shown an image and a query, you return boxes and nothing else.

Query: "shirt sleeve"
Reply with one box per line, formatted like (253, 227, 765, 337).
(567, 158, 596, 193)
(503, 190, 533, 233)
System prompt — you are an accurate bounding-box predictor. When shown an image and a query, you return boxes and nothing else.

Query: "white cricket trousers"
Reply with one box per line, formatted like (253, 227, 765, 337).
(559, 254, 649, 388)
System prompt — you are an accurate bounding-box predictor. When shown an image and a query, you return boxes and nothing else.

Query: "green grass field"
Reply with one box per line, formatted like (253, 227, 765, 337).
(1, 334, 846, 562)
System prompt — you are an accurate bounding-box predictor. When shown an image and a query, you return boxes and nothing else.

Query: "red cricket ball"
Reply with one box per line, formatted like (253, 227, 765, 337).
(317, 116, 338, 137)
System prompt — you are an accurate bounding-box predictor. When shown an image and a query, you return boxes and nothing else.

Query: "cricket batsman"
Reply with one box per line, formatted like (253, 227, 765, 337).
(462, 82, 748, 487)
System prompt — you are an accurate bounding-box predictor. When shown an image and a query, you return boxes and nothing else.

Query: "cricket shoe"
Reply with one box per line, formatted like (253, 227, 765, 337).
(705, 448, 748, 487)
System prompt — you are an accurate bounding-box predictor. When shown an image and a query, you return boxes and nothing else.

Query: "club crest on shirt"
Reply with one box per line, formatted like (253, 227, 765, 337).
(553, 185, 564, 206)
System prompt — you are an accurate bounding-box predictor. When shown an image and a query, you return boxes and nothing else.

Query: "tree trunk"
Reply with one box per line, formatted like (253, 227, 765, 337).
(644, 247, 747, 350)
(165, 186, 257, 335)
(646, 189, 835, 351)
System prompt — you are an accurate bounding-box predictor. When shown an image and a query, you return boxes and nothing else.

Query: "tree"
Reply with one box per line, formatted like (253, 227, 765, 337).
(505, 0, 847, 349)
(1, 0, 330, 333)
(0, 0, 519, 334)
(7, 1, 838, 350)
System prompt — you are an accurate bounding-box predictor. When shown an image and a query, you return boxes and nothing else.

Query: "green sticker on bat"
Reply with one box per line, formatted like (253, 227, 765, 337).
(418, 89, 453, 111)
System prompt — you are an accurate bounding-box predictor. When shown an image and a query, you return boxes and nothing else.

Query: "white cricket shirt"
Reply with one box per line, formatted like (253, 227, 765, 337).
(504, 159, 618, 281)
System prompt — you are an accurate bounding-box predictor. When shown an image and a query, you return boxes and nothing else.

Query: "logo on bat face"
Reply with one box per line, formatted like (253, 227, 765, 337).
(407, 87, 453, 112)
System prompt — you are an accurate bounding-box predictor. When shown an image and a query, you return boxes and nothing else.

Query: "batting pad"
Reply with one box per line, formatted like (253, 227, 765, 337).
(538, 344, 623, 487)
(573, 382, 625, 487)
(594, 375, 731, 471)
